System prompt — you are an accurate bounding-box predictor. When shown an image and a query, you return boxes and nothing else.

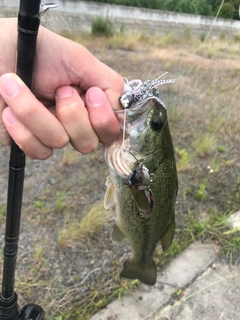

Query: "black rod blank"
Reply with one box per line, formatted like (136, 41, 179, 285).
(0, 0, 41, 318)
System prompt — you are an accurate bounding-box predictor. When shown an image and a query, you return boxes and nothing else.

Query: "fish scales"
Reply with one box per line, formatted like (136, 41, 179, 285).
(104, 74, 178, 286)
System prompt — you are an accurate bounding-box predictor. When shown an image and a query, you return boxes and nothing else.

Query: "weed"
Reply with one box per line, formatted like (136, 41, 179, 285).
(0, 204, 6, 222)
(195, 133, 215, 157)
(199, 32, 206, 42)
(91, 16, 113, 37)
(33, 246, 44, 262)
(234, 31, 240, 41)
(175, 148, 192, 172)
(107, 34, 139, 51)
(185, 213, 228, 243)
(167, 240, 182, 257)
(193, 180, 208, 201)
(221, 228, 240, 264)
(157, 31, 180, 46)
(33, 198, 52, 216)
(119, 22, 125, 34)
(164, 60, 173, 70)
(197, 41, 221, 58)
(172, 288, 183, 299)
(34, 200, 44, 209)
(59, 278, 139, 319)
(220, 32, 226, 39)
(209, 156, 222, 172)
(218, 145, 226, 153)
(58, 201, 108, 248)
(184, 26, 191, 39)
(56, 193, 69, 212)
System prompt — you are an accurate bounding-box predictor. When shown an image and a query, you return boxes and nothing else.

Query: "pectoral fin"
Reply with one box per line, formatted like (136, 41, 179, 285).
(104, 176, 116, 209)
(111, 222, 126, 243)
(161, 215, 175, 251)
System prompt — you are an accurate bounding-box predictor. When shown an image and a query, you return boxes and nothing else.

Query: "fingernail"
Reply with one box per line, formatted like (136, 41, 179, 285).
(56, 86, 73, 100)
(87, 88, 103, 107)
(3, 108, 18, 124)
(0, 74, 21, 98)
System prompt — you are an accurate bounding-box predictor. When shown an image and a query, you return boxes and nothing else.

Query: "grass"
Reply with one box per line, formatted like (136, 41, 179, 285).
(58, 200, 108, 248)
(195, 133, 216, 157)
(56, 278, 139, 320)
(193, 180, 208, 201)
(107, 34, 140, 51)
(0, 205, 6, 223)
(175, 148, 192, 172)
(91, 16, 113, 37)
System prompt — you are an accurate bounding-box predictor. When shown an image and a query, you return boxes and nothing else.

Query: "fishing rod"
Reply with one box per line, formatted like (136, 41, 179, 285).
(0, 1, 56, 319)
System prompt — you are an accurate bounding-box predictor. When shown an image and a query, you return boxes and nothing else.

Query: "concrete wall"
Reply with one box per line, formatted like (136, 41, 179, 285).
(1, 1, 240, 37)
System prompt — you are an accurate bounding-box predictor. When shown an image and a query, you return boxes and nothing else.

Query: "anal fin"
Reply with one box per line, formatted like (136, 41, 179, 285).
(161, 215, 175, 251)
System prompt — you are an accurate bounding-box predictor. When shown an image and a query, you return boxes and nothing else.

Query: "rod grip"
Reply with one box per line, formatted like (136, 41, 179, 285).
(17, 0, 41, 88)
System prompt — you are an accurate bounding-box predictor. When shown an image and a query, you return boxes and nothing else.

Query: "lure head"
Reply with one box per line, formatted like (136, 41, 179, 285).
(119, 92, 133, 109)
(128, 165, 153, 190)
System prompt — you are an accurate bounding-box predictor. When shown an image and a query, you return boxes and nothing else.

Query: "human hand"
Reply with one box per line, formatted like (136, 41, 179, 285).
(0, 18, 124, 159)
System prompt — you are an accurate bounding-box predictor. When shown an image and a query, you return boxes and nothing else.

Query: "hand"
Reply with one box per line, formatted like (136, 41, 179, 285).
(0, 18, 124, 159)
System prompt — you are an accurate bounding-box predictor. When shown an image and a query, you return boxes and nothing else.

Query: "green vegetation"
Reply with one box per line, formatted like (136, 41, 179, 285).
(195, 133, 216, 157)
(58, 201, 108, 248)
(0, 205, 6, 222)
(55, 278, 139, 320)
(91, 16, 113, 37)
(175, 148, 192, 172)
(85, 0, 240, 19)
(193, 180, 208, 201)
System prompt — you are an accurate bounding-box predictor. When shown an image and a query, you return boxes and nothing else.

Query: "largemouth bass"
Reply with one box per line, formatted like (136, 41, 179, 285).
(104, 73, 178, 286)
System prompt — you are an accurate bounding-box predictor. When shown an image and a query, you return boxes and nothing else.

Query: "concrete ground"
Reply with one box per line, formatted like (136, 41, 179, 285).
(90, 210, 240, 320)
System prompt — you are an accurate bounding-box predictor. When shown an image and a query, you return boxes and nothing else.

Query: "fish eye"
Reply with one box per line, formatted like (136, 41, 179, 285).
(151, 117, 164, 131)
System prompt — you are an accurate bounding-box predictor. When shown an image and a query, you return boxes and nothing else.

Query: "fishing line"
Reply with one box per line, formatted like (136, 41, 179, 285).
(204, 0, 225, 42)
(122, 107, 128, 152)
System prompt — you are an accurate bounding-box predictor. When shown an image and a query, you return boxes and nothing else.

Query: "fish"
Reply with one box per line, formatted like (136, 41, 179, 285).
(104, 73, 178, 286)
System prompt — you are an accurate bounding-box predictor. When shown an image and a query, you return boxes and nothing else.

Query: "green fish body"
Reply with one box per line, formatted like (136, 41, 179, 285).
(104, 74, 178, 286)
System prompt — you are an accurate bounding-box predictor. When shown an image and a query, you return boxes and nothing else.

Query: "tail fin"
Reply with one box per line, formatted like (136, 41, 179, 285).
(120, 259, 156, 286)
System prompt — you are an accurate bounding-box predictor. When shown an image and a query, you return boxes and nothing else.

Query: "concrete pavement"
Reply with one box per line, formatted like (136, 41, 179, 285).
(90, 210, 240, 320)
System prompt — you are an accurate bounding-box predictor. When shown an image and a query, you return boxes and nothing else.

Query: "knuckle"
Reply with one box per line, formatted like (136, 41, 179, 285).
(26, 149, 53, 160)
(73, 138, 99, 154)
(17, 137, 53, 160)
(52, 134, 69, 149)
(57, 102, 80, 124)
(91, 118, 109, 130)
(15, 102, 36, 122)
